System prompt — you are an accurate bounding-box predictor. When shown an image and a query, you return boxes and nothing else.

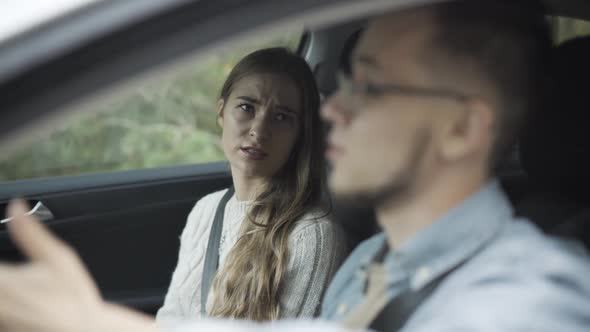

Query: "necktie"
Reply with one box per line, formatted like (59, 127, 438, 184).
(343, 263, 391, 329)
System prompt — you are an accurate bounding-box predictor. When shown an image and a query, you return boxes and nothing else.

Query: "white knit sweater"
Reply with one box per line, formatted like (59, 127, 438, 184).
(156, 189, 347, 322)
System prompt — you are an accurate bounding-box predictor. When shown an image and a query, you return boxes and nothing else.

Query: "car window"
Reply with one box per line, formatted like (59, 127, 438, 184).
(552, 16, 590, 44)
(0, 0, 103, 42)
(0, 30, 302, 182)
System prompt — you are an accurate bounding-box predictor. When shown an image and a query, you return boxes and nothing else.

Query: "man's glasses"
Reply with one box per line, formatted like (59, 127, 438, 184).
(336, 72, 470, 103)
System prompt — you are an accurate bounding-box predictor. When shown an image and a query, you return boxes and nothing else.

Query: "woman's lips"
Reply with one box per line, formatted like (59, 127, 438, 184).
(240, 147, 268, 160)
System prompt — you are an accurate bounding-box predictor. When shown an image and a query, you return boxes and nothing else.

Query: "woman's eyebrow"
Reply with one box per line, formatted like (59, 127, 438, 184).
(236, 96, 259, 104)
(276, 105, 298, 115)
(238, 96, 297, 114)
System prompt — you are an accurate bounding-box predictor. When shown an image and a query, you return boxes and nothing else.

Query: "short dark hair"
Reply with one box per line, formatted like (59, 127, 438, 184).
(430, 0, 552, 171)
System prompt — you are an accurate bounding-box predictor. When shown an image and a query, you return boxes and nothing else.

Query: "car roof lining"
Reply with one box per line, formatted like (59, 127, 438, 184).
(544, 0, 590, 20)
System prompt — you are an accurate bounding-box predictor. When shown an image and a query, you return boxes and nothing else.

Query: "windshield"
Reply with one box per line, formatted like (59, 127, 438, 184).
(0, 0, 102, 42)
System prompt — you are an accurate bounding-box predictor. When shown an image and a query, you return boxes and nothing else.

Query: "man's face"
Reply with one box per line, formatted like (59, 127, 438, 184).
(322, 10, 469, 204)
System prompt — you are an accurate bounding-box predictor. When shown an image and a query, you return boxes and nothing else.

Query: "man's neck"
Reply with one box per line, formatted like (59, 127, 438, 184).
(377, 172, 486, 250)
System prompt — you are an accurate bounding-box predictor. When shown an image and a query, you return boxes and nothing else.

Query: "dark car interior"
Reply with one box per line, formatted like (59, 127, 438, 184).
(513, 35, 590, 248)
(0, 0, 589, 318)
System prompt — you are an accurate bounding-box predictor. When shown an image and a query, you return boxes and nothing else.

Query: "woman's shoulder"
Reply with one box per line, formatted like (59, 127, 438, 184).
(183, 188, 232, 234)
(189, 188, 231, 215)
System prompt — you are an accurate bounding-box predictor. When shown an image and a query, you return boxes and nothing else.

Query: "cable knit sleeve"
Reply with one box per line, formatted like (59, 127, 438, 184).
(156, 190, 228, 322)
(279, 215, 348, 318)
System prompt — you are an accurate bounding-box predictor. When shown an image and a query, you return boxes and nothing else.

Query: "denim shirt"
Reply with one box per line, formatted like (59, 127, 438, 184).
(320, 180, 590, 331)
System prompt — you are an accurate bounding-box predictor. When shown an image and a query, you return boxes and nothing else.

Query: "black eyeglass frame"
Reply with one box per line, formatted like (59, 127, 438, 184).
(336, 72, 471, 102)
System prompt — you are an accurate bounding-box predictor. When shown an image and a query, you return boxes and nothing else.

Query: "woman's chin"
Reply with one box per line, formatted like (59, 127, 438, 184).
(232, 162, 272, 179)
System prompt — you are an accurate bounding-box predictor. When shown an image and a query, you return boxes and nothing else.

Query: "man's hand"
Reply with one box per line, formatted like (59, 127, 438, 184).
(0, 199, 158, 332)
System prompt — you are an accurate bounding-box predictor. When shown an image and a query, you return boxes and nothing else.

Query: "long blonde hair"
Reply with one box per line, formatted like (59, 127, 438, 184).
(208, 48, 325, 321)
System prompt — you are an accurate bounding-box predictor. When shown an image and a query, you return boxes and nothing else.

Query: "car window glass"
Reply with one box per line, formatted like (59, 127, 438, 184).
(0, 30, 302, 182)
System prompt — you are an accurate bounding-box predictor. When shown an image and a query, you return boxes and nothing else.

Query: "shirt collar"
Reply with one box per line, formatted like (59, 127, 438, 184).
(366, 180, 513, 290)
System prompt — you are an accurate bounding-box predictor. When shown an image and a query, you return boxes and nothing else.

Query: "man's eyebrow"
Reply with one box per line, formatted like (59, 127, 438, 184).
(354, 54, 381, 69)
(236, 96, 260, 104)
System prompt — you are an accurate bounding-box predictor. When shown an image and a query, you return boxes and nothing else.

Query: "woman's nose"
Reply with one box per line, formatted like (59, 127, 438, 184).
(249, 115, 271, 142)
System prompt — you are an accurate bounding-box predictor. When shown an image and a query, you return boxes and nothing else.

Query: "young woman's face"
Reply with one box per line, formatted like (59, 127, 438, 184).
(218, 73, 302, 179)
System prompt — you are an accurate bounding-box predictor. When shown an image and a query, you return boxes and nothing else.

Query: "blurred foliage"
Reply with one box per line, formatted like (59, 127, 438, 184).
(0, 31, 302, 182)
(553, 17, 590, 43)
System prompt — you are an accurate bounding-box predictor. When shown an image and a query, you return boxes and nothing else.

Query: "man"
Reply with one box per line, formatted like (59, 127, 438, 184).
(318, 2, 590, 330)
(1, 1, 589, 331)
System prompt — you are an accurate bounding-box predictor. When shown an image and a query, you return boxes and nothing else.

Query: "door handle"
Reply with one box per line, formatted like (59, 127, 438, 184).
(1, 201, 55, 224)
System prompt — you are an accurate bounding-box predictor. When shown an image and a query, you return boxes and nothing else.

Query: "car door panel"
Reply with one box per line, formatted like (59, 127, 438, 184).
(0, 162, 231, 315)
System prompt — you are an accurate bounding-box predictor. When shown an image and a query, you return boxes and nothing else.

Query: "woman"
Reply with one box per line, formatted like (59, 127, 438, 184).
(156, 47, 346, 322)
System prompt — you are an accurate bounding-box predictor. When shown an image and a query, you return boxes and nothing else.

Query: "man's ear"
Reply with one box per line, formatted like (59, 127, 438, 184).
(216, 99, 225, 128)
(439, 99, 494, 162)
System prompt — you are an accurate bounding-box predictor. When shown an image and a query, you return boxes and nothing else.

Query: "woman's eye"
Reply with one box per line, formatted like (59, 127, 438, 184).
(274, 112, 294, 124)
(238, 103, 255, 113)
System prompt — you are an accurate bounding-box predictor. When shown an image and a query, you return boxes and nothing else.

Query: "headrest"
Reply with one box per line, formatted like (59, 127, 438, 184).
(339, 29, 363, 76)
(315, 29, 363, 98)
(519, 36, 590, 195)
